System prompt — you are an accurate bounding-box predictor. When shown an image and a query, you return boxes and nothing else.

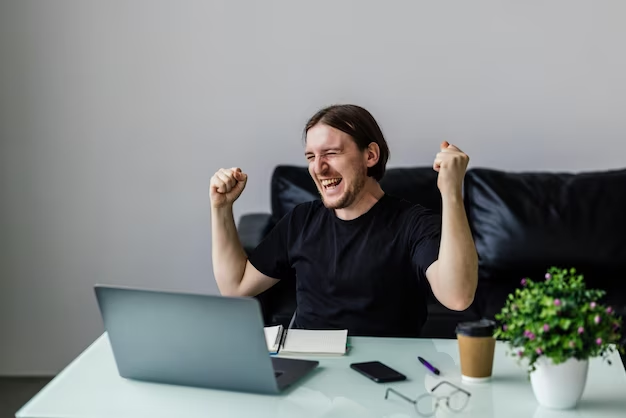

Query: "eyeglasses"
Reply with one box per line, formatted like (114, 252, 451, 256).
(384, 381, 471, 417)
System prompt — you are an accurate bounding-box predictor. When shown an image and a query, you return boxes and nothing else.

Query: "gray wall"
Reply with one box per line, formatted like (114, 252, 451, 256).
(1, 0, 625, 375)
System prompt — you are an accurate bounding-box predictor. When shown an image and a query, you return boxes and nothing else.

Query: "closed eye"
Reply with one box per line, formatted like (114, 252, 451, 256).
(305, 151, 339, 162)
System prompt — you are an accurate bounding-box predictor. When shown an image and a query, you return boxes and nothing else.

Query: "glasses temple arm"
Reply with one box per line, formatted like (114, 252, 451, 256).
(385, 388, 417, 405)
(430, 381, 472, 397)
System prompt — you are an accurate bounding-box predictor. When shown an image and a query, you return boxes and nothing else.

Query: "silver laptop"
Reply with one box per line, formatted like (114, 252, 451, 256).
(94, 285, 318, 394)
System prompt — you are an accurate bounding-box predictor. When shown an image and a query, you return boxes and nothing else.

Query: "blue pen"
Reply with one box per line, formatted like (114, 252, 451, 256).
(418, 356, 440, 375)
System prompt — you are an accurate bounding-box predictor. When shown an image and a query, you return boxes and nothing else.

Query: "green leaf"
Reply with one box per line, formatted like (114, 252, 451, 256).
(560, 319, 572, 330)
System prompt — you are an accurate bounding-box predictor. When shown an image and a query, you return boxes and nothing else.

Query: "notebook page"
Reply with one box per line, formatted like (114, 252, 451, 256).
(264, 325, 283, 353)
(282, 329, 348, 355)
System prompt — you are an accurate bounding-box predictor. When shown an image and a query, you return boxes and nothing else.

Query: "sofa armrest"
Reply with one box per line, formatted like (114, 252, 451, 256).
(237, 213, 272, 256)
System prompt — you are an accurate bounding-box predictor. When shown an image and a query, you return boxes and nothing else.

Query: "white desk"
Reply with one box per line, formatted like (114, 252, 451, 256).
(17, 333, 626, 418)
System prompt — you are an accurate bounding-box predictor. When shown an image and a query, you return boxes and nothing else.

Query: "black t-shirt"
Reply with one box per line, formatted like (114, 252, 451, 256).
(248, 194, 441, 337)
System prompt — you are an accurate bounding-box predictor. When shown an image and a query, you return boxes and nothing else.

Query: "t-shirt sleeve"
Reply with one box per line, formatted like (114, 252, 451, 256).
(408, 208, 442, 277)
(247, 210, 296, 281)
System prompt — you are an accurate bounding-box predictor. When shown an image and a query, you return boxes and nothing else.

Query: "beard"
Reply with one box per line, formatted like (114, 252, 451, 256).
(320, 168, 367, 210)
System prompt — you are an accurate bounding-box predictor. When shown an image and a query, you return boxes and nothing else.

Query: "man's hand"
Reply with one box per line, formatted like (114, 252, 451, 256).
(210, 167, 247, 209)
(433, 141, 469, 197)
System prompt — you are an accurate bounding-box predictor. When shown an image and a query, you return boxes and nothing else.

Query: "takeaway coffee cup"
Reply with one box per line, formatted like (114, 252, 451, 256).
(456, 319, 496, 383)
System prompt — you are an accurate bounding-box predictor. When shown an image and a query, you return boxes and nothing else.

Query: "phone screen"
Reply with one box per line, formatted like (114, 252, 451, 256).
(350, 361, 406, 383)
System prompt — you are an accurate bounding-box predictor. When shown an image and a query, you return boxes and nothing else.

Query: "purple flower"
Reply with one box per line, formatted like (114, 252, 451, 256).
(578, 326, 584, 334)
(517, 350, 524, 357)
(607, 307, 613, 314)
(545, 273, 551, 280)
(528, 333, 536, 340)
(543, 324, 550, 332)
(536, 348, 543, 355)
(554, 299, 561, 306)
(595, 315, 601, 324)
(521, 278, 527, 286)
(502, 325, 508, 332)
(596, 338, 603, 345)
(569, 341, 576, 348)
(590, 302, 597, 309)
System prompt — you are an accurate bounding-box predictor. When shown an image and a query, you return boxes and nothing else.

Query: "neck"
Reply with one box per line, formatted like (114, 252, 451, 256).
(334, 178, 385, 221)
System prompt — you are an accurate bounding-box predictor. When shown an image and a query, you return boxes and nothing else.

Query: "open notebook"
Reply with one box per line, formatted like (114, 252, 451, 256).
(264, 325, 348, 356)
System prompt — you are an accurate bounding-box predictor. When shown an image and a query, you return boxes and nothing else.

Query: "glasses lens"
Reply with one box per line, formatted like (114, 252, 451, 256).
(448, 391, 469, 411)
(415, 395, 437, 417)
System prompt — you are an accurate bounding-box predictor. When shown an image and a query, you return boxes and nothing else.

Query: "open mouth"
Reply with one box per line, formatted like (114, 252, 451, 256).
(321, 178, 342, 190)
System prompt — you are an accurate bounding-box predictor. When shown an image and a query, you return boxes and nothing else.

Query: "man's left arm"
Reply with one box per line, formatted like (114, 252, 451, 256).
(425, 141, 478, 311)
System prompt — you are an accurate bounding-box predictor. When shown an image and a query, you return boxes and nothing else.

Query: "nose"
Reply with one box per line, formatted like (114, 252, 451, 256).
(312, 156, 328, 175)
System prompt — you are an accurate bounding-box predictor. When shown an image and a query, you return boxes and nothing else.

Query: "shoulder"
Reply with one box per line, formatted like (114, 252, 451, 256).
(381, 194, 441, 238)
(284, 199, 326, 224)
(382, 194, 437, 218)
(292, 199, 324, 214)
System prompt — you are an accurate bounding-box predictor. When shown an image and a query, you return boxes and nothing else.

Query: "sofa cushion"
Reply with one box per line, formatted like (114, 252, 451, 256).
(464, 167, 626, 318)
(270, 166, 319, 225)
(381, 167, 441, 214)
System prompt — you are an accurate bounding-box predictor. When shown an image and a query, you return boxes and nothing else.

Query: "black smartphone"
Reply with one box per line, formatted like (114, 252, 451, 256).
(350, 361, 407, 383)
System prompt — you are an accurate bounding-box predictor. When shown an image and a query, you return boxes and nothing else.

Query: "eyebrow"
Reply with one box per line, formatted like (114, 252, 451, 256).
(304, 147, 342, 156)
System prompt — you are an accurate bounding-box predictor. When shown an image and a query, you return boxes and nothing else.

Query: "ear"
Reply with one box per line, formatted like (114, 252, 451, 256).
(364, 142, 380, 168)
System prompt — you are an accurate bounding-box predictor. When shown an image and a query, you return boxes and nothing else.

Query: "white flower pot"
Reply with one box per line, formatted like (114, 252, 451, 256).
(530, 357, 589, 409)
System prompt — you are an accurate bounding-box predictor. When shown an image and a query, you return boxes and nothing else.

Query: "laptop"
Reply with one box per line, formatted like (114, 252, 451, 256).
(94, 285, 318, 394)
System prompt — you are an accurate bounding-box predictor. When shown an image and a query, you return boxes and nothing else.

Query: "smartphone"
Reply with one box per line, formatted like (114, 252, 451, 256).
(350, 361, 407, 383)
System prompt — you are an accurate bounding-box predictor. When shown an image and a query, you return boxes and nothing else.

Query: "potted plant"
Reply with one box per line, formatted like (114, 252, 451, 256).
(494, 267, 624, 410)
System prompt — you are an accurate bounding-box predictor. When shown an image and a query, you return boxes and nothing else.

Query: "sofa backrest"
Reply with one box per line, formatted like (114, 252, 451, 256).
(270, 165, 441, 225)
(464, 167, 626, 282)
(270, 166, 318, 225)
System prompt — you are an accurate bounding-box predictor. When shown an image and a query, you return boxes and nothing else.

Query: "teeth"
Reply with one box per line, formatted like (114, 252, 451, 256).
(321, 178, 341, 187)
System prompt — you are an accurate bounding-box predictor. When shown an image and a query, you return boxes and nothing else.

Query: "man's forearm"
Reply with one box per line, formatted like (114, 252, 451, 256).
(436, 192, 478, 310)
(211, 206, 247, 296)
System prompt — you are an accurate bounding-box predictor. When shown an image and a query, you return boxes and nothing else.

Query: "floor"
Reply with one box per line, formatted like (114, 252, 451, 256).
(0, 377, 52, 418)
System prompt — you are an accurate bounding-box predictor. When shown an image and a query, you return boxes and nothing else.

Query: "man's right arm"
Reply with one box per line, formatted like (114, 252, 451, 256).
(210, 167, 279, 297)
(211, 206, 279, 297)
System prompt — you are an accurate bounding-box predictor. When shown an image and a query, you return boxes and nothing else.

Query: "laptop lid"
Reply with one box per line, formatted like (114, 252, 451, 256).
(94, 285, 281, 394)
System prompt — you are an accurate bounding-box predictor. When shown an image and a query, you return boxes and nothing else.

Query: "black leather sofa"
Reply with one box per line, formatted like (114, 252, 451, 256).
(238, 165, 626, 343)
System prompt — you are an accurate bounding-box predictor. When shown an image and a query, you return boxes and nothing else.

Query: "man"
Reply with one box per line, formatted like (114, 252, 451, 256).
(211, 104, 478, 337)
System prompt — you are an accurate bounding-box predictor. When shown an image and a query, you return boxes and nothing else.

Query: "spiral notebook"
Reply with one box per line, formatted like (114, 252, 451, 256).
(264, 325, 348, 356)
